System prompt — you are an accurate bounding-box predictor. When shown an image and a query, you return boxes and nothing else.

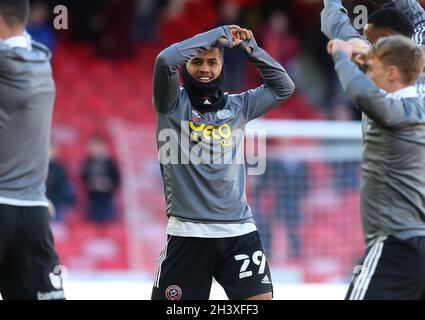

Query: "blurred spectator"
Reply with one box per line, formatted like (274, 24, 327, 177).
(27, 0, 56, 51)
(81, 136, 120, 224)
(160, 0, 220, 44)
(298, 26, 341, 117)
(332, 161, 361, 195)
(66, 0, 105, 42)
(251, 140, 308, 260)
(68, 0, 136, 58)
(96, 0, 135, 58)
(329, 102, 362, 194)
(260, 10, 299, 75)
(46, 144, 76, 222)
(218, 0, 248, 92)
(133, 0, 168, 43)
(303, 161, 342, 216)
(161, 0, 187, 20)
(261, 0, 294, 18)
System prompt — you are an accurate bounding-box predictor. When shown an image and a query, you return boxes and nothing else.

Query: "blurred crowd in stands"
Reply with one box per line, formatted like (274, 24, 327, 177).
(46, 135, 120, 225)
(24, 0, 394, 276)
(27, 0, 371, 218)
(28, 0, 387, 120)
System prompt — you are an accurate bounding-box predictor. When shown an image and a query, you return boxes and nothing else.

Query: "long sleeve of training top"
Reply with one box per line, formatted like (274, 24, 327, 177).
(332, 51, 419, 128)
(321, 0, 367, 41)
(152, 26, 294, 119)
(332, 50, 425, 246)
(153, 26, 232, 114)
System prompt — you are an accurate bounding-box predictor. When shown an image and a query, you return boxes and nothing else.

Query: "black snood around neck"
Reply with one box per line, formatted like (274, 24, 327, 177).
(182, 65, 226, 113)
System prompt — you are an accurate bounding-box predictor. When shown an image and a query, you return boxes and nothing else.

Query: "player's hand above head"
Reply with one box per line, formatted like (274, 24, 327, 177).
(327, 39, 354, 57)
(348, 38, 370, 66)
(348, 38, 370, 56)
(218, 25, 254, 49)
(231, 25, 255, 54)
(218, 25, 241, 46)
(232, 26, 253, 42)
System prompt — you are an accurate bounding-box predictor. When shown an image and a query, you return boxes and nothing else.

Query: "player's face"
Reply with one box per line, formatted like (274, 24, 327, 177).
(186, 48, 223, 83)
(364, 24, 392, 44)
(364, 24, 381, 44)
(365, 57, 391, 91)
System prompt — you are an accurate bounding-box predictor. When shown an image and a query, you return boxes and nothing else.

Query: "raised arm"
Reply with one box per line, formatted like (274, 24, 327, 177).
(383, 0, 425, 45)
(238, 37, 295, 121)
(333, 50, 413, 128)
(321, 0, 366, 41)
(152, 26, 232, 114)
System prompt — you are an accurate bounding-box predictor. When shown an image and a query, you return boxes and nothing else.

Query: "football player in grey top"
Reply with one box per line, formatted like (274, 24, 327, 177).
(0, 0, 65, 300)
(329, 35, 425, 299)
(151, 25, 295, 300)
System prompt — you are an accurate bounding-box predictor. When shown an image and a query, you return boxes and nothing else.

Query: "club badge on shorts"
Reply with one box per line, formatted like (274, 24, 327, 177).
(165, 285, 182, 300)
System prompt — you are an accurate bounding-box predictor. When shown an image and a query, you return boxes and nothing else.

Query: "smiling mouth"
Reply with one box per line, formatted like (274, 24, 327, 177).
(197, 76, 212, 82)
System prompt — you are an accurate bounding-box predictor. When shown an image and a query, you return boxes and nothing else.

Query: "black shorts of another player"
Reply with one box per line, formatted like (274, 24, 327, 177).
(0, 204, 65, 300)
(346, 235, 425, 300)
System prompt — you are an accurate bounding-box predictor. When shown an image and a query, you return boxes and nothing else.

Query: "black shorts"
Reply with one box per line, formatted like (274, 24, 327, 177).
(0, 204, 65, 300)
(151, 231, 273, 300)
(346, 235, 425, 300)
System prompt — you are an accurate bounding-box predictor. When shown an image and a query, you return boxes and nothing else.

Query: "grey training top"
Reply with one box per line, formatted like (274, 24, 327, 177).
(153, 26, 295, 223)
(0, 41, 55, 204)
(333, 51, 425, 246)
(321, 0, 425, 94)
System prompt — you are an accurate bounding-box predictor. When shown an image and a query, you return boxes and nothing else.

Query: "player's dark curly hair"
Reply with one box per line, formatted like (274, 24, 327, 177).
(0, 0, 29, 29)
(368, 8, 414, 38)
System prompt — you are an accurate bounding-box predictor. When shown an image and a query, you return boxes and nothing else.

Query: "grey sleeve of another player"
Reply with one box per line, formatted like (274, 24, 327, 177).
(333, 51, 416, 128)
(152, 26, 233, 114)
(237, 38, 295, 122)
(321, 0, 366, 41)
(384, 0, 425, 45)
